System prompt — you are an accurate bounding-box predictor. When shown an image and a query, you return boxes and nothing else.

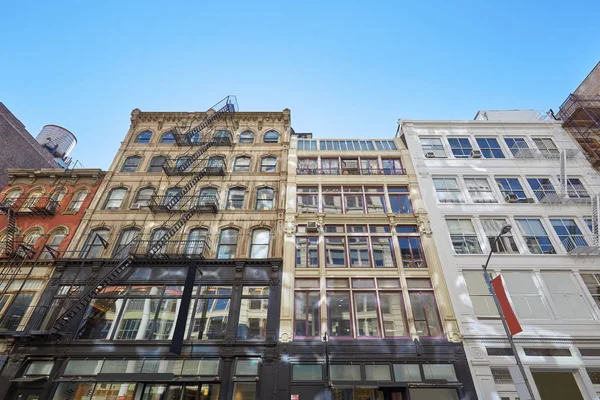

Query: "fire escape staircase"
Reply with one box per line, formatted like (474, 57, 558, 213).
(49, 96, 237, 334)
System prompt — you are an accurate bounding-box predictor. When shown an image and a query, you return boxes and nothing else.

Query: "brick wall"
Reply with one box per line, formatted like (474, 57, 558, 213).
(0, 102, 58, 189)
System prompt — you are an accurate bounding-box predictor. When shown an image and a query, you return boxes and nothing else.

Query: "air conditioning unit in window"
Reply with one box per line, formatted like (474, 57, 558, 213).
(425, 152, 436, 158)
(470, 150, 483, 158)
(306, 221, 320, 232)
(504, 194, 519, 203)
(130, 203, 142, 210)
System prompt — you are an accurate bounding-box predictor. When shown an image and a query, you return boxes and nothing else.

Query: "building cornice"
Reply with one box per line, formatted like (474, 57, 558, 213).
(130, 109, 291, 126)
(399, 119, 563, 130)
(7, 168, 105, 180)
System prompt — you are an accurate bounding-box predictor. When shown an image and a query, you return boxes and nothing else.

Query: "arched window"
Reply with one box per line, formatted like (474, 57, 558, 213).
(185, 228, 209, 256)
(40, 228, 67, 259)
(50, 188, 67, 203)
(23, 228, 42, 248)
(113, 227, 140, 256)
(148, 156, 167, 172)
(134, 187, 156, 207)
(150, 228, 169, 256)
(239, 131, 254, 144)
(250, 229, 270, 259)
(198, 187, 218, 206)
(66, 189, 88, 212)
(216, 130, 231, 139)
(226, 187, 245, 210)
(2, 189, 23, 207)
(135, 131, 152, 143)
(80, 228, 109, 258)
(264, 130, 280, 143)
(163, 187, 183, 209)
(21, 190, 43, 211)
(160, 131, 175, 143)
(233, 156, 251, 172)
(208, 156, 225, 169)
(260, 157, 277, 172)
(188, 131, 201, 144)
(103, 188, 127, 210)
(176, 156, 192, 172)
(256, 188, 275, 210)
(217, 229, 238, 259)
(121, 156, 141, 172)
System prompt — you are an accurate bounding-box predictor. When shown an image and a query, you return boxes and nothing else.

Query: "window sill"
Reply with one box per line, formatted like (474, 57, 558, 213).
(61, 211, 79, 215)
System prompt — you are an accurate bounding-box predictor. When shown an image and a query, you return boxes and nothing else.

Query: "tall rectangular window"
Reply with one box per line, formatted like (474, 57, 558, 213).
(187, 286, 231, 340)
(533, 138, 559, 158)
(465, 178, 497, 203)
(527, 177, 556, 201)
(448, 138, 473, 158)
(322, 187, 342, 214)
(0, 279, 42, 331)
(407, 279, 442, 337)
(463, 271, 498, 316)
(343, 187, 364, 214)
(420, 137, 446, 158)
(296, 237, 318, 268)
(388, 187, 412, 214)
(502, 272, 549, 319)
(294, 290, 320, 338)
(327, 292, 352, 337)
(433, 178, 464, 203)
(237, 287, 269, 340)
(481, 218, 519, 253)
(580, 273, 600, 309)
(297, 159, 317, 175)
(371, 237, 394, 268)
(516, 219, 556, 254)
(476, 137, 505, 158)
(348, 237, 370, 268)
(398, 237, 426, 268)
(354, 292, 380, 337)
(541, 272, 592, 319)
(550, 219, 588, 252)
(496, 177, 528, 202)
(325, 237, 346, 267)
(297, 187, 318, 213)
(446, 219, 482, 254)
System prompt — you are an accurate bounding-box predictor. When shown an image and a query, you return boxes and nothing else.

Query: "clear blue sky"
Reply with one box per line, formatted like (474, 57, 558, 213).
(1, 0, 598, 169)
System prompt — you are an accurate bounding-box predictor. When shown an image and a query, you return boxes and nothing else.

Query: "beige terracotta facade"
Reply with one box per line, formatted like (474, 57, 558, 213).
(279, 135, 461, 343)
(67, 109, 291, 259)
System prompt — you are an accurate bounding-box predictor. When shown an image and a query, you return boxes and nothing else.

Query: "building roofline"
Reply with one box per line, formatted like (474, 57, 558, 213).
(7, 168, 105, 178)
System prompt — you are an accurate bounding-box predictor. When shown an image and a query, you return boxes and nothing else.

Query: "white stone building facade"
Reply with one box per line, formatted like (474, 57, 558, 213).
(398, 111, 600, 400)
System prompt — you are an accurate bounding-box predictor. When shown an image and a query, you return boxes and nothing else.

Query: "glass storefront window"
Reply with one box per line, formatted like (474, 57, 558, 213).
(330, 364, 361, 381)
(393, 364, 422, 382)
(365, 364, 391, 381)
(232, 383, 256, 400)
(235, 359, 259, 375)
(292, 364, 323, 381)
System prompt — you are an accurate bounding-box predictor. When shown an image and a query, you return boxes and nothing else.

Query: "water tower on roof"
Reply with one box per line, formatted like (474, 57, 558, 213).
(36, 124, 77, 167)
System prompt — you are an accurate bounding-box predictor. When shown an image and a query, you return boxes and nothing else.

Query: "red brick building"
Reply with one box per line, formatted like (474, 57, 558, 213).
(0, 168, 105, 259)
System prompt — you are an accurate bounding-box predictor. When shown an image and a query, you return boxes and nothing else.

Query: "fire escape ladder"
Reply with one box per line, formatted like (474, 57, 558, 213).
(5, 209, 16, 256)
(145, 207, 199, 257)
(593, 195, 599, 247)
(51, 255, 134, 333)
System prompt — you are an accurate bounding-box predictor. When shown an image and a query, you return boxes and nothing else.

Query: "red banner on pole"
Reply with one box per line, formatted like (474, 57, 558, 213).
(491, 275, 523, 336)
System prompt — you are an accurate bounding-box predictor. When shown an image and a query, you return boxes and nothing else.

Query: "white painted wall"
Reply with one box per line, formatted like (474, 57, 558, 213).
(399, 117, 600, 400)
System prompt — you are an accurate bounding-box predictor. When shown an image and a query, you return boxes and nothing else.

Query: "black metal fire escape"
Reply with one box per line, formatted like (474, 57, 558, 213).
(50, 96, 237, 334)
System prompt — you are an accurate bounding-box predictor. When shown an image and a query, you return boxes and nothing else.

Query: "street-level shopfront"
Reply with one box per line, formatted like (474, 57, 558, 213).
(278, 339, 476, 400)
(0, 259, 283, 400)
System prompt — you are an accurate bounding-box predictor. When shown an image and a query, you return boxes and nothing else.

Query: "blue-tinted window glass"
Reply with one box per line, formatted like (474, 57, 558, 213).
(375, 141, 384, 150)
(388, 141, 397, 150)
(160, 132, 175, 143)
(346, 141, 354, 150)
(320, 141, 326, 150)
(476, 138, 504, 158)
(333, 141, 340, 150)
(359, 141, 368, 150)
(504, 138, 528, 155)
(448, 138, 473, 158)
(298, 140, 304, 150)
(340, 141, 347, 151)
(527, 178, 556, 201)
(367, 141, 375, 150)
(135, 131, 152, 143)
(496, 178, 527, 201)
